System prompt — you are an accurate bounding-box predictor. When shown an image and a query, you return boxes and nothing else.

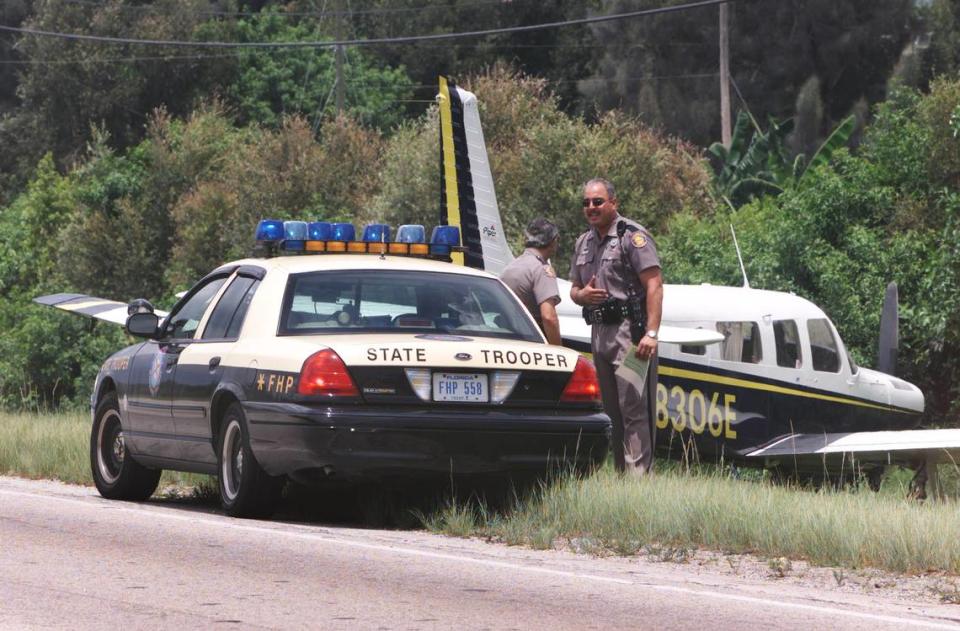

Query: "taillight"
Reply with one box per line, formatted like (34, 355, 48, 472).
(297, 349, 359, 397)
(560, 356, 601, 403)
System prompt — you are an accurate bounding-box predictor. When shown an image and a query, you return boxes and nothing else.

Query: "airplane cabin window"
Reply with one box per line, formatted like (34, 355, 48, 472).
(773, 319, 802, 368)
(807, 318, 841, 373)
(716, 321, 762, 364)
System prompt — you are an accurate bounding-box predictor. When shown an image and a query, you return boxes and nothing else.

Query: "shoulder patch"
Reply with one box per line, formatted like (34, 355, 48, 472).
(543, 264, 556, 278)
(631, 232, 647, 248)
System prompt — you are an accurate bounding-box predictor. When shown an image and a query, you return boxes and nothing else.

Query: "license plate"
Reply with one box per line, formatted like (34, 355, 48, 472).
(432, 372, 488, 402)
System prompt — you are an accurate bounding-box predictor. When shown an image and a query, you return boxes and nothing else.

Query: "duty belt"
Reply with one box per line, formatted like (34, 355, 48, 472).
(582, 296, 648, 330)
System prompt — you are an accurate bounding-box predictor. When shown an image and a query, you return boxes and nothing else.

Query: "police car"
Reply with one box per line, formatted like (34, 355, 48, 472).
(58, 220, 609, 518)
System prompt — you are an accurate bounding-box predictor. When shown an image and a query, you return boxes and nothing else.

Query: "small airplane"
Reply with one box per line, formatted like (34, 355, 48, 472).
(435, 77, 960, 491)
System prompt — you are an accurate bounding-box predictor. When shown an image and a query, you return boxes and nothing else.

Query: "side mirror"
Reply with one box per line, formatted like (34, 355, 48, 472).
(126, 312, 160, 338)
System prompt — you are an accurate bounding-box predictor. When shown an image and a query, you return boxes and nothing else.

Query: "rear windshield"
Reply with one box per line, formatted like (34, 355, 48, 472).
(280, 270, 543, 343)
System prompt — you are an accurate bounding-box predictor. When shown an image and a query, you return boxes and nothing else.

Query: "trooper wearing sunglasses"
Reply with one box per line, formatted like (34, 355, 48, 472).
(500, 217, 562, 345)
(569, 178, 664, 476)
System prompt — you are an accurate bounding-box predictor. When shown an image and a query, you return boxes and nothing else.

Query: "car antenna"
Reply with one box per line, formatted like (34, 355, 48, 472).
(730, 224, 750, 288)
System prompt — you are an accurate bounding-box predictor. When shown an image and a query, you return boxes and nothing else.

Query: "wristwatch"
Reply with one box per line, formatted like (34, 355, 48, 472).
(645, 330, 658, 340)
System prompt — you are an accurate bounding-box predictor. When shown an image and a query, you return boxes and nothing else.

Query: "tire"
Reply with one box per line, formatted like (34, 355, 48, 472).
(90, 392, 161, 501)
(218, 402, 284, 518)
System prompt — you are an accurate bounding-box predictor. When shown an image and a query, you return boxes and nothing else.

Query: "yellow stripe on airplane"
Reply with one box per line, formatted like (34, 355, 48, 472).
(659, 365, 908, 414)
(438, 76, 464, 266)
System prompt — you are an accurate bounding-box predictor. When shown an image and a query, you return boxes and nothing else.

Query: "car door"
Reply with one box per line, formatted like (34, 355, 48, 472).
(125, 274, 230, 462)
(173, 268, 262, 465)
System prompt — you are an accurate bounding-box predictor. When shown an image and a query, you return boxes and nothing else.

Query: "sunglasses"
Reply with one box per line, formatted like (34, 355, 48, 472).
(582, 197, 608, 208)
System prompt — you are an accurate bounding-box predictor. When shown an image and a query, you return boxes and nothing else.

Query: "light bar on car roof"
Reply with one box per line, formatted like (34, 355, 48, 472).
(254, 220, 462, 259)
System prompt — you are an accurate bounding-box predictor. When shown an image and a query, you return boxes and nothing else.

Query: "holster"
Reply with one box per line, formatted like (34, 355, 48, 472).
(625, 294, 647, 344)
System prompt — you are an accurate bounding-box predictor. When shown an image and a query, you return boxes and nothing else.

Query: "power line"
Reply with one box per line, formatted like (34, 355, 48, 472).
(0, 40, 716, 65)
(56, 0, 512, 18)
(0, 0, 732, 49)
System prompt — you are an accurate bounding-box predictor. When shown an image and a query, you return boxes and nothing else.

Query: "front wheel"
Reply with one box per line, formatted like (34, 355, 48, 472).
(90, 392, 161, 501)
(218, 402, 284, 518)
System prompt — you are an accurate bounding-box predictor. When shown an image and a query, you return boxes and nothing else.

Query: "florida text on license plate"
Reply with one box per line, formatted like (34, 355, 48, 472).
(432, 372, 488, 402)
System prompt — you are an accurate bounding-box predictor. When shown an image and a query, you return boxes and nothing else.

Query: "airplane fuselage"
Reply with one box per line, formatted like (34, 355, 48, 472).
(556, 281, 924, 461)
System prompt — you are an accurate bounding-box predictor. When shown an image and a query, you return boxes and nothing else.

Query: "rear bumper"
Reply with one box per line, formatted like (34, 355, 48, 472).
(242, 401, 611, 481)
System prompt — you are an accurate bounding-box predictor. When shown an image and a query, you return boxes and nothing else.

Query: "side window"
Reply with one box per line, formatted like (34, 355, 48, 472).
(807, 318, 841, 373)
(165, 277, 228, 340)
(773, 319, 802, 368)
(202, 277, 258, 340)
(225, 280, 260, 339)
(716, 321, 762, 364)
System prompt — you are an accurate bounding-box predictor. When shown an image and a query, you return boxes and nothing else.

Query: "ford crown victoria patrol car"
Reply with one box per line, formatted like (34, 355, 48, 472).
(70, 222, 610, 517)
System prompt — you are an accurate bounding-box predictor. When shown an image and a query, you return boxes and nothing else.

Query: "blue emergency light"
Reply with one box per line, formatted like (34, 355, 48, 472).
(283, 221, 308, 251)
(255, 219, 285, 242)
(308, 221, 332, 241)
(430, 226, 461, 256)
(396, 224, 426, 243)
(362, 223, 391, 243)
(331, 223, 356, 242)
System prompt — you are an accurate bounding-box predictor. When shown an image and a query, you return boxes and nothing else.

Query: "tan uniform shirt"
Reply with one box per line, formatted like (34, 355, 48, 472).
(568, 215, 660, 363)
(500, 248, 561, 327)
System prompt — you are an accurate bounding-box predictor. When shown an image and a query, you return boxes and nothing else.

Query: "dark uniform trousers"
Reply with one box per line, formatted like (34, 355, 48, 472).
(592, 320, 657, 476)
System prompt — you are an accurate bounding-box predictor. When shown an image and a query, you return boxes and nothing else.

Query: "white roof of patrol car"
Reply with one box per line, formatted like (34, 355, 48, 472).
(219, 254, 498, 278)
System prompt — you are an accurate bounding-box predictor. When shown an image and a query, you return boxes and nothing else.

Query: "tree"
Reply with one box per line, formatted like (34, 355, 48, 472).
(227, 10, 414, 130)
(708, 111, 856, 208)
(580, 0, 912, 146)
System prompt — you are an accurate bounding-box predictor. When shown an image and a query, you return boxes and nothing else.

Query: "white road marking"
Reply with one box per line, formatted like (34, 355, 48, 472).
(2, 485, 958, 630)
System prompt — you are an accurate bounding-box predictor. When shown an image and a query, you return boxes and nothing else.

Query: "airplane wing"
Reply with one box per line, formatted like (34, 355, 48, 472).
(33, 293, 168, 326)
(557, 311, 724, 351)
(746, 429, 960, 464)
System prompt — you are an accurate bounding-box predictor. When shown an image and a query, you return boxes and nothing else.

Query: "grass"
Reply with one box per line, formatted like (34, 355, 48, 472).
(5, 410, 960, 575)
(0, 411, 213, 490)
(422, 463, 960, 575)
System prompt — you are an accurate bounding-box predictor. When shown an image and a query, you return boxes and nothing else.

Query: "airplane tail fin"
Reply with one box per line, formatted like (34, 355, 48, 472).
(437, 76, 514, 275)
(877, 281, 899, 375)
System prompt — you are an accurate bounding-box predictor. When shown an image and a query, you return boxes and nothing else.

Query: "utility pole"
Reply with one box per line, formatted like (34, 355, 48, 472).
(335, 44, 345, 115)
(719, 1, 731, 146)
(334, 0, 346, 116)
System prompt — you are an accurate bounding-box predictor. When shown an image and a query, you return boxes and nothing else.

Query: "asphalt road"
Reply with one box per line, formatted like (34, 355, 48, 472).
(1, 476, 958, 631)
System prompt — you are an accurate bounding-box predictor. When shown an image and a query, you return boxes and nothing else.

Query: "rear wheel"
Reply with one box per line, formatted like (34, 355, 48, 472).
(218, 402, 284, 518)
(90, 392, 161, 501)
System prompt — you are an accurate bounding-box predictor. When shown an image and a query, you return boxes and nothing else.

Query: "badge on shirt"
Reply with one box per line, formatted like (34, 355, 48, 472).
(543, 264, 556, 278)
(631, 233, 647, 248)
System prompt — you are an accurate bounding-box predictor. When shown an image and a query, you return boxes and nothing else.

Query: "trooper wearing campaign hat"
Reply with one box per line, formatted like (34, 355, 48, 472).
(569, 178, 663, 476)
(499, 217, 562, 345)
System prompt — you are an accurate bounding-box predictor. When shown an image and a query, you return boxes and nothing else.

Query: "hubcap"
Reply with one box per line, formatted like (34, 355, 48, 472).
(97, 410, 124, 484)
(221, 420, 243, 502)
